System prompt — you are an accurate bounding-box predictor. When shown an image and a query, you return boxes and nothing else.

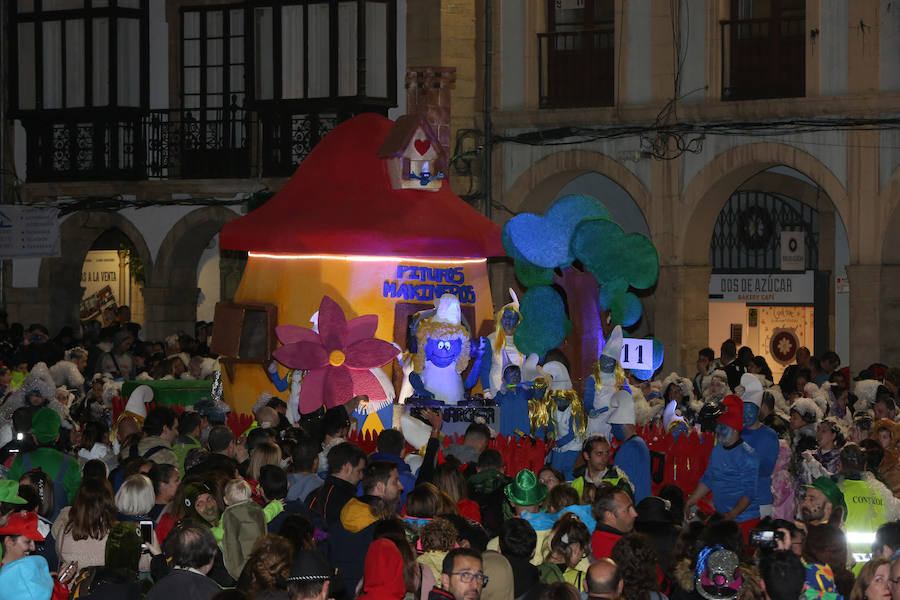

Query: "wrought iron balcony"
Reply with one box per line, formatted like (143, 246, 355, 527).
(538, 27, 615, 109)
(721, 16, 805, 101)
(16, 99, 387, 182)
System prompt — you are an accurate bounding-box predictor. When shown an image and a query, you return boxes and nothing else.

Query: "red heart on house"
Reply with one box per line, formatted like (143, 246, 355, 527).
(414, 139, 431, 155)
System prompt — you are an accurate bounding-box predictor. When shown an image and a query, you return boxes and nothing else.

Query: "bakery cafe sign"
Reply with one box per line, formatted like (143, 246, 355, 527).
(708, 271, 814, 304)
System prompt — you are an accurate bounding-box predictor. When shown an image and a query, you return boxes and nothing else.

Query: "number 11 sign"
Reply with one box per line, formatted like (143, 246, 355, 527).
(619, 338, 653, 370)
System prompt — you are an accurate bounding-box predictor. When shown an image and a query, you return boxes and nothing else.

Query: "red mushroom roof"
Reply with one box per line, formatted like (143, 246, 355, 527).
(219, 113, 503, 258)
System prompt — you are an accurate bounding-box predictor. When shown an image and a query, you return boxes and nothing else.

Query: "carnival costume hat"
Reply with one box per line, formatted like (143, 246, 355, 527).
(0, 480, 27, 504)
(716, 395, 744, 432)
(31, 407, 61, 444)
(694, 546, 742, 600)
(505, 468, 548, 506)
(182, 481, 215, 523)
(521, 354, 543, 382)
(0, 511, 45, 541)
(541, 361, 572, 391)
(803, 476, 847, 518)
(790, 396, 822, 424)
(663, 400, 688, 434)
(601, 326, 623, 362)
(124, 385, 154, 421)
(739, 373, 763, 408)
(608, 390, 636, 425)
(18, 363, 57, 401)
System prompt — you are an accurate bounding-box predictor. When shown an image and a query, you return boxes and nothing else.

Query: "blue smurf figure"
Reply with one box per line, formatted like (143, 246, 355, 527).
(492, 364, 539, 437)
(465, 290, 524, 398)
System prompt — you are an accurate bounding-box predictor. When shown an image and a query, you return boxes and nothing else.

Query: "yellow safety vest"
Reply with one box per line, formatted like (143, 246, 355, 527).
(840, 477, 886, 559)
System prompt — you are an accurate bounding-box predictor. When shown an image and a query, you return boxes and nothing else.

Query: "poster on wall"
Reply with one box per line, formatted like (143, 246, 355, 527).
(80, 250, 129, 324)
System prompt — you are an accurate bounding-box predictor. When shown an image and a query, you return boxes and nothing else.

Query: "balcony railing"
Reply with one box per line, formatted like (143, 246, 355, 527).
(538, 26, 614, 109)
(721, 16, 805, 101)
(17, 100, 387, 182)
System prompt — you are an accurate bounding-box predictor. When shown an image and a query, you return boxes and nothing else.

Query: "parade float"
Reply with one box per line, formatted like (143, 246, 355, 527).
(213, 113, 502, 424)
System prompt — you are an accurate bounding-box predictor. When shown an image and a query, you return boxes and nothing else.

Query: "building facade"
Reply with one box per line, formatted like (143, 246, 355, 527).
(487, 0, 900, 377)
(2, 0, 900, 379)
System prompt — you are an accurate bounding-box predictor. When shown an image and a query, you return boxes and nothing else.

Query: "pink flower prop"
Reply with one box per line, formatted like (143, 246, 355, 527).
(273, 296, 397, 414)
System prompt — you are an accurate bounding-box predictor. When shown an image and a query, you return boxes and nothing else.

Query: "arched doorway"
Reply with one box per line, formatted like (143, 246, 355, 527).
(149, 206, 240, 339)
(80, 228, 146, 328)
(706, 167, 849, 383)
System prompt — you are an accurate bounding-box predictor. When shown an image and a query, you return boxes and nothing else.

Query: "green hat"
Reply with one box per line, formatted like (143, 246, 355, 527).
(31, 408, 60, 444)
(804, 476, 846, 519)
(504, 468, 548, 507)
(0, 480, 27, 504)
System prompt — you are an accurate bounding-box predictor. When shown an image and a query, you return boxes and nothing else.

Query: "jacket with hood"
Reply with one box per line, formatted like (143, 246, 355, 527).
(306, 474, 358, 525)
(327, 495, 382, 595)
(364, 451, 416, 507)
(357, 538, 407, 600)
(221, 499, 267, 580)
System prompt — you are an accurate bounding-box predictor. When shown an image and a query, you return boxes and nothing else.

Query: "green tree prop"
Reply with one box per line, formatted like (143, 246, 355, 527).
(502, 194, 660, 391)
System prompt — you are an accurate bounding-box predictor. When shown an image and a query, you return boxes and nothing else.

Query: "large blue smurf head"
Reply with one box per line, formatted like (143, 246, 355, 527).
(413, 294, 471, 374)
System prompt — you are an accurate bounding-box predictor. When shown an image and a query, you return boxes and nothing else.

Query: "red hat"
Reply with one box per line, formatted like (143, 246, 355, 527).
(0, 512, 45, 541)
(717, 395, 744, 432)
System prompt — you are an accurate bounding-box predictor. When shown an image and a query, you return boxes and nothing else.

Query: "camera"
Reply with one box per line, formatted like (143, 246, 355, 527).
(748, 528, 784, 549)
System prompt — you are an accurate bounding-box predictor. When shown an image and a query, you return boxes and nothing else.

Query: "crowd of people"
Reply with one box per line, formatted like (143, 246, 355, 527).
(1, 310, 900, 600)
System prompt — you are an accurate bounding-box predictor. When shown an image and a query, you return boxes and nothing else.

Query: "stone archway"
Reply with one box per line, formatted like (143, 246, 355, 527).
(670, 142, 852, 373)
(144, 206, 240, 339)
(501, 149, 652, 226)
(680, 142, 849, 265)
(31, 212, 153, 333)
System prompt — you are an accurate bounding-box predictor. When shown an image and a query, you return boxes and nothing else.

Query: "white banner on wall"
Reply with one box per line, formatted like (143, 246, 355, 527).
(709, 271, 814, 304)
(0, 206, 60, 258)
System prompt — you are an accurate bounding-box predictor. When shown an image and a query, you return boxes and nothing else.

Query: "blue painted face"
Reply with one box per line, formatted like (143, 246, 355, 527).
(503, 366, 521, 385)
(501, 309, 519, 334)
(715, 422, 736, 445)
(611, 423, 626, 442)
(743, 403, 760, 428)
(598, 354, 617, 374)
(424, 337, 462, 368)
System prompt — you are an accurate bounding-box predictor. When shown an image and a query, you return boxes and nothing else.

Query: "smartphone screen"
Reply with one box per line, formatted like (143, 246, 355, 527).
(140, 520, 153, 544)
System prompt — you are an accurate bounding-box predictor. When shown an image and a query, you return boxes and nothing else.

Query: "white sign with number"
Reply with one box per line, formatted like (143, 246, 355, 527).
(619, 338, 653, 370)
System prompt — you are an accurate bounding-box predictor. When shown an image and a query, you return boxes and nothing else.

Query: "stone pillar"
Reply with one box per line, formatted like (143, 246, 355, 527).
(406, 67, 457, 159)
(653, 264, 712, 375)
(142, 286, 200, 340)
(880, 265, 900, 366)
(846, 264, 881, 375)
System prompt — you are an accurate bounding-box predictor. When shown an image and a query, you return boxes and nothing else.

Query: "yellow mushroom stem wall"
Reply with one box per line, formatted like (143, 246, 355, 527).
(223, 253, 495, 414)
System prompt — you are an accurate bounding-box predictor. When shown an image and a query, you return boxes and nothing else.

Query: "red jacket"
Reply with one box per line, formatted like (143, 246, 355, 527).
(591, 524, 623, 559)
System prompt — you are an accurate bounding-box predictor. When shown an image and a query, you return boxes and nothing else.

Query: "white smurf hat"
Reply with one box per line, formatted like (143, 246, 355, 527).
(433, 293, 462, 325)
(608, 390, 635, 424)
(739, 373, 763, 408)
(602, 326, 623, 361)
(541, 361, 572, 391)
(125, 385, 154, 418)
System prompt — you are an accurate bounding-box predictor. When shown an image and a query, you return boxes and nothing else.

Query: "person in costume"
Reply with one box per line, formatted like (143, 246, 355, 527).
(406, 294, 472, 405)
(493, 356, 546, 437)
(466, 289, 525, 398)
(608, 390, 652, 503)
(685, 394, 761, 540)
(585, 326, 627, 439)
(542, 361, 587, 481)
